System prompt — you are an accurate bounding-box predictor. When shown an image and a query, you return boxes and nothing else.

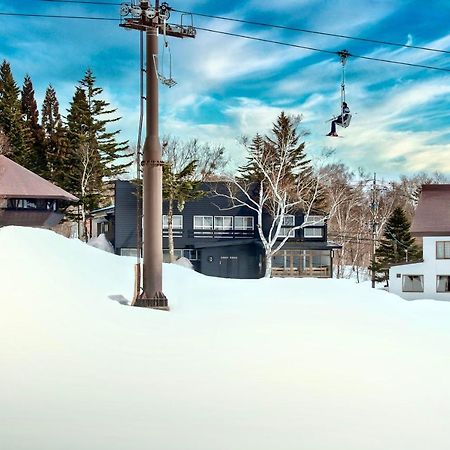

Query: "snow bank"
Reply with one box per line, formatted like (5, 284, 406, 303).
(1, 226, 450, 450)
(87, 233, 115, 253)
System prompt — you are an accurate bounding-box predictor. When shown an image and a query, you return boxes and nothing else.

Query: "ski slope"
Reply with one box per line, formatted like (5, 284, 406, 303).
(1, 226, 450, 450)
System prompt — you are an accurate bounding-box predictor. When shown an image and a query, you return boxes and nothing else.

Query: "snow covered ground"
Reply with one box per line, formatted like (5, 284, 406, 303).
(1, 226, 450, 450)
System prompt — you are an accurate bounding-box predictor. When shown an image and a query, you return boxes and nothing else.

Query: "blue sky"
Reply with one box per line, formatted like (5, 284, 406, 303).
(1, 0, 450, 178)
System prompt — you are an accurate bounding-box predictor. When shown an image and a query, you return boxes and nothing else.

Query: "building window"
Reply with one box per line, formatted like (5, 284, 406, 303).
(194, 216, 213, 230)
(279, 215, 295, 237)
(304, 215, 325, 225)
(214, 216, 233, 230)
(120, 248, 139, 257)
(234, 216, 254, 230)
(436, 241, 450, 259)
(402, 275, 424, 292)
(96, 222, 109, 236)
(6, 198, 57, 211)
(304, 228, 324, 238)
(162, 215, 183, 229)
(436, 275, 450, 293)
(163, 249, 199, 262)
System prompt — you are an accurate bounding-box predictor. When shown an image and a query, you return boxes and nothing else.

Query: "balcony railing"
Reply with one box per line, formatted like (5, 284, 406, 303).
(188, 229, 256, 239)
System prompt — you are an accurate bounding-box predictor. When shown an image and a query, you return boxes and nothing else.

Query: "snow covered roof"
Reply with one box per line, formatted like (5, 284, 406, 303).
(412, 184, 450, 236)
(0, 155, 78, 201)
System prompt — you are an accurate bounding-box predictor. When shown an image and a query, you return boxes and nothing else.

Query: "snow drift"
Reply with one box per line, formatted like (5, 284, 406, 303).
(1, 226, 450, 450)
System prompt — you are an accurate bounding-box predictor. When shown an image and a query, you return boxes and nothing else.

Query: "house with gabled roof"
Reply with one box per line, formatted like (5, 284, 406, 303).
(389, 185, 450, 300)
(0, 155, 78, 228)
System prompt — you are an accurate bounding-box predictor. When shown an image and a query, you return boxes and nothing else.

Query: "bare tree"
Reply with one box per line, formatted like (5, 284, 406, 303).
(161, 137, 228, 262)
(78, 143, 100, 242)
(215, 148, 328, 278)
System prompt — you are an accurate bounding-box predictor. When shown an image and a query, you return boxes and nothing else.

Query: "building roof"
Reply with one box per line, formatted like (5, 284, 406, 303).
(0, 156, 78, 201)
(411, 184, 450, 236)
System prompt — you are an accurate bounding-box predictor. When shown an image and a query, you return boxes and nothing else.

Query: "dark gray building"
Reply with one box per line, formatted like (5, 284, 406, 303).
(90, 180, 341, 279)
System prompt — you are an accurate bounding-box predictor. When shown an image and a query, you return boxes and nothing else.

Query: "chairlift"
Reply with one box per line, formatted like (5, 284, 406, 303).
(155, 16, 177, 87)
(326, 49, 353, 136)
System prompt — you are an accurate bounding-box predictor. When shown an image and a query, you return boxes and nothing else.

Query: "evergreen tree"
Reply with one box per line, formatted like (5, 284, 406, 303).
(66, 86, 103, 212)
(41, 85, 69, 188)
(0, 60, 29, 166)
(79, 69, 131, 180)
(238, 111, 323, 208)
(66, 69, 131, 239)
(22, 75, 46, 176)
(238, 133, 267, 182)
(371, 206, 421, 284)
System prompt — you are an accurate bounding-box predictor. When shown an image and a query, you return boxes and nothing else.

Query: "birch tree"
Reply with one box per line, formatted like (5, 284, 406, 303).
(215, 113, 326, 277)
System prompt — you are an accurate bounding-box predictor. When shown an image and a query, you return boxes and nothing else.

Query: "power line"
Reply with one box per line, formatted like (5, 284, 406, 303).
(0, 11, 118, 21)
(40, 0, 121, 4)
(38, 0, 450, 55)
(1, 11, 450, 73)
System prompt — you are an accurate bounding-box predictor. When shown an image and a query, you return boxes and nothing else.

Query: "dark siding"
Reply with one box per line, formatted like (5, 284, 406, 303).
(115, 181, 139, 253)
(113, 180, 336, 278)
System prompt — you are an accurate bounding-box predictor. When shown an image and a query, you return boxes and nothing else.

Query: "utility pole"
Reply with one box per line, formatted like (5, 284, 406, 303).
(120, 1, 195, 309)
(370, 172, 378, 288)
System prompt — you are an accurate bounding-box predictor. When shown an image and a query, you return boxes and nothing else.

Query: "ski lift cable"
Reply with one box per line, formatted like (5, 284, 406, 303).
(1, 12, 450, 73)
(193, 25, 450, 73)
(172, 9, 450, 56)
(38, 1, 450, 55)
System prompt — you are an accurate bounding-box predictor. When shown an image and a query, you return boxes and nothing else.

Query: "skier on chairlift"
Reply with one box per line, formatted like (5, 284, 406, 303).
(327, 101, 350, 137)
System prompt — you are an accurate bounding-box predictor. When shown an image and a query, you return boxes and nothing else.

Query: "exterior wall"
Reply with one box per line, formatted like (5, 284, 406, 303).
(113, 180, 336, 279)
(389, 236, 450, 300)
(0, 208, 63, 227)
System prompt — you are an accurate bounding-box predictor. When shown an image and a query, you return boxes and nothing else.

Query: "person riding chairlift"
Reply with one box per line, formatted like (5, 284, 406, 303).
(327, 102, 350, 137)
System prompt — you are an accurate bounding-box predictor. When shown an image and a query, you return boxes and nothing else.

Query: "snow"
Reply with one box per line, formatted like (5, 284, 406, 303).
(87, 233, 115, 253)
(1, 226, 450, 450)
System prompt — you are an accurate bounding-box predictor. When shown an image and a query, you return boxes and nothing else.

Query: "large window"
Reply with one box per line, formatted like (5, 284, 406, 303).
(436, 241, 450, 259)
(304, 215, 325, 226)
(214, 216, 233, 230)
(6, 198, 57, 211)
(162, 215, 183, 229)
(234, 216, 254, 230)
(402, 275, 424, 292)
(279, 215, 295, 237)
(193, 216, 213, 230)
(304, 228, 324, 238)
(272, 249, 331, 277)
(163, 248, 199, 262)
(436, 275, 450, 293)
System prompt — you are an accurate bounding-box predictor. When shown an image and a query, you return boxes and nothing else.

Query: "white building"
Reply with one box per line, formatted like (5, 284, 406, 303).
(389, 237, 450, 300)
(389, 184, 450, 300)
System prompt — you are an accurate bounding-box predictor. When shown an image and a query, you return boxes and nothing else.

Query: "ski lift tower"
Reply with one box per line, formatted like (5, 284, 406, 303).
(120, 1, 196, 310)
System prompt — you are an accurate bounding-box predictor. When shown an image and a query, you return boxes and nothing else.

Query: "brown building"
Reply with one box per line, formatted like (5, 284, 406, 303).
(0, 155, 78, 228)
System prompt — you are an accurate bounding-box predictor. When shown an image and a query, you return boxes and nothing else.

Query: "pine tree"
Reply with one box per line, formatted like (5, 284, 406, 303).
(42, 85, 69, 188)
(79, 69, 131, 180)
(238, 111, 323, 208)
(237, 133, 267, 182)
(22, 75, 46, 176)
(66, 69, 131, 239)
(0, 60, 29, 166)
(371, 206, 421, 284)
(66, 86, 103, 212)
